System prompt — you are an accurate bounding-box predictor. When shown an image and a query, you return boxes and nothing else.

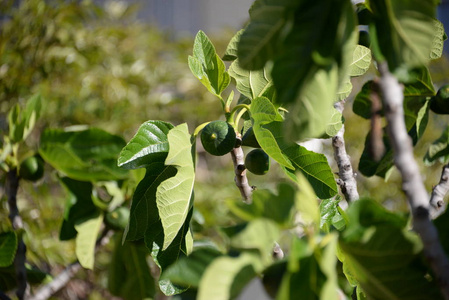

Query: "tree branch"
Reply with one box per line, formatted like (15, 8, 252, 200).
(29, 229, 113, 300)
(430, 163, 449, 216)
(6, 170, 28, 300)
(230, 136, 253, 204)
(377, 62, 449, 299)
(332, 100, 359, 202)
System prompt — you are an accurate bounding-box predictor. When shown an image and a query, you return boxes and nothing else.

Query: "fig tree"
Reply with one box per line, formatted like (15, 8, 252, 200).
(245, 149, 270, 175)
(201, 121, 236, 156)
(19, 155, 44, 181)
(430, 84, 449, 114)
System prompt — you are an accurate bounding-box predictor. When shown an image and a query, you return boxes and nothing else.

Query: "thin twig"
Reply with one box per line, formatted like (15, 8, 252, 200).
(230, 136, 253, 203)
(6, 170, 28, 300)
(377, 62, 449, 299)
(430, 163, 449, 217)
(332, 100, 359, 202)
(29, 229, 113, 300)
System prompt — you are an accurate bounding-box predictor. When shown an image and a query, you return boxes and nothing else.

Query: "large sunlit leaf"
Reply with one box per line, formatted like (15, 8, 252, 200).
(349, 45, 371, 77)
(156, 123, 195, 250)
(430, 19, 446, 60)
(369, 0, 437, 71)
(250, 97, 294, 169)
(282, 145, 338, 199)
(189, 31, 230, 97)
(74, 211, 104, 270)
(283, 64, 339, 141)
(228, 60, 275, 101)
(424, 126, 449, 165)
(339, 199, 443, 300)
(118, 121, 174, 170)
(0, 232, 17, 267)
(39, 128, 128, 181)
(237, 0, 299, 70)
(197, 253, 260, 300)
(108, 235, 155, 300)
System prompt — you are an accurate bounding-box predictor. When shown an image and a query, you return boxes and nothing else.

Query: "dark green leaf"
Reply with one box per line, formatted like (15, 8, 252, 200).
(150, 208, 193, 296)
(369, 0, 436, 72)
(162, 247, 223, 288)
(59, 177, 97, 241)
(124, 163, 177, 242)
(282, 145, 338, 199)
(250, 97, 294, 169)
(39, 128, 128, 181)
(353, 81, 373, 119)
(0, 264, 49, 292)
(272, 0, 356, 106)
(0, 232, 17, 267)
(118, 121, 174, 170)
(108, 235, 155, 300)
(339, 199, 443, 300)
(237, 0, 299, 70)
(359, 97, 430, 177)
(424, 126, 449, 165)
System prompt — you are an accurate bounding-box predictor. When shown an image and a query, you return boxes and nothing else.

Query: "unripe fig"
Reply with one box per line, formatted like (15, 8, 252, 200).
(19, 155, 44, 181)
(430, 84, 449, 114)
(105, 207, 130, 230)
(201, 121, 236, 156)
(245, 149, 270, 175)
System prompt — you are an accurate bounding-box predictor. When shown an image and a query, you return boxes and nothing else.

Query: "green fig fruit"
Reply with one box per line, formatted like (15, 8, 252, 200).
(245, 149, 270, 175)
(201, 121, 236, 156)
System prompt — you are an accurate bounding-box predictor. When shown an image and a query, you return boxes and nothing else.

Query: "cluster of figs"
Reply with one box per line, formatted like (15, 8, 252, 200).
(200, 120, 270, 175)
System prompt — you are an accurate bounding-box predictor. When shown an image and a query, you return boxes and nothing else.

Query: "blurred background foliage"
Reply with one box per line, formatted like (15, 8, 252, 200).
(1, 0, 449, 299)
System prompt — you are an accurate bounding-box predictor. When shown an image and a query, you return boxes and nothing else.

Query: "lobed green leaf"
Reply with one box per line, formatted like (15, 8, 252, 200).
(156, 123, 195, 250)
(39, 127, 128, 181)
